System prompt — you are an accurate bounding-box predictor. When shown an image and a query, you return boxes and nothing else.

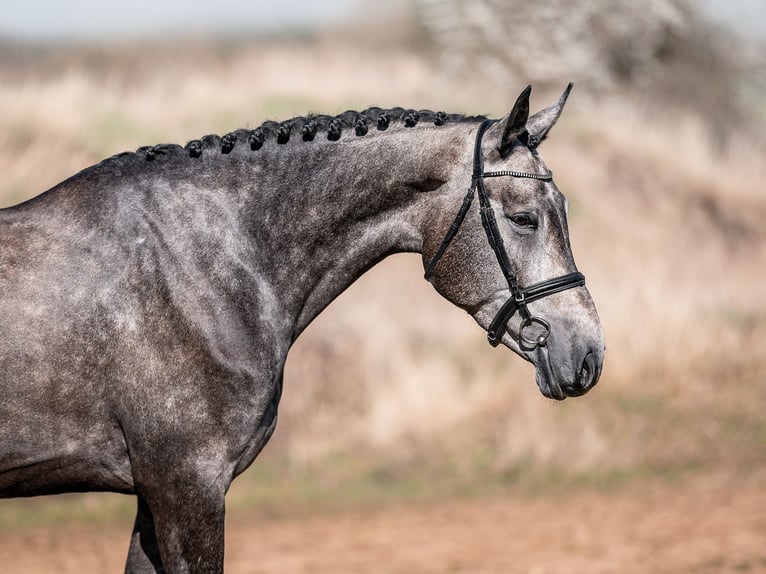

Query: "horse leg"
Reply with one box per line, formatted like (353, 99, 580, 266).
(125, 495, 164, 573)
(128, 473, 227, 574)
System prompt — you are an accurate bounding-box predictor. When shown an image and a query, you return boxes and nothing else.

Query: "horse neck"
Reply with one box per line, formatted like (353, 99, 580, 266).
(246, 123, 472, 338)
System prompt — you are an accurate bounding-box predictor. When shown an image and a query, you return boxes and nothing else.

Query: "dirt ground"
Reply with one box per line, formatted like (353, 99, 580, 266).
(1, 476, 764, 574)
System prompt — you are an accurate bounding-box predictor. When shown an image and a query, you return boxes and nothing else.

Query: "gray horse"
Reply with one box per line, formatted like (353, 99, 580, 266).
(0, 85, 604, 572)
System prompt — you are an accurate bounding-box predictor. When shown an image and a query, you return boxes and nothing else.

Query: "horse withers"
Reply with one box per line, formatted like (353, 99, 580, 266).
(0, 85, 604, 572)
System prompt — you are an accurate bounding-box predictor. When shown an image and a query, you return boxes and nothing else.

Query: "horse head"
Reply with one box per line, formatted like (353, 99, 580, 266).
(424, 85, 604, 400)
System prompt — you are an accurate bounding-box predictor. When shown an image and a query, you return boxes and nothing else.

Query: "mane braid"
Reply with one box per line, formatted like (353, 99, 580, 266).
(101, 107, 486, 166)
(220, 133, 237, 154)
(302, 120, 318, 141)
(276, 122, 292, 144)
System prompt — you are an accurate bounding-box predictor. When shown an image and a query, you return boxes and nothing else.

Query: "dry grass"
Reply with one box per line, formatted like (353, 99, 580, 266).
(1, 36, 765, 520)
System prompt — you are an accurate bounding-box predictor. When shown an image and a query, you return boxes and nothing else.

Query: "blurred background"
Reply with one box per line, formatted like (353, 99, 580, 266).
(1, 1, 765, 572)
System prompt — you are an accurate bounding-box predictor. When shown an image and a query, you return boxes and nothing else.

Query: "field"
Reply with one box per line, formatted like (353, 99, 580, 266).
(2, 477, 765, 573)
(1, 22, 765, 573)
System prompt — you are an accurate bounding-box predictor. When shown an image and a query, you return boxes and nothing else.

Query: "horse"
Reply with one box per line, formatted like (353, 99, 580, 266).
(0, 85, 604, 572)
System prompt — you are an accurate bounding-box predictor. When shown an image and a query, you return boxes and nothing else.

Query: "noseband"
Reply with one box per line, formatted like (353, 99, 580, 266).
(424, 120, 585, 348)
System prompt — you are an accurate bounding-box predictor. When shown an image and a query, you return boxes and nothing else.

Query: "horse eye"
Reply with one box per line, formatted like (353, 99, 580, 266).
(509, 212, 539, 229)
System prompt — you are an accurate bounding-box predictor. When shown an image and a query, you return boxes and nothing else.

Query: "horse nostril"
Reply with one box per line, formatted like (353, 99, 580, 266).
(577, 352, 600, 391)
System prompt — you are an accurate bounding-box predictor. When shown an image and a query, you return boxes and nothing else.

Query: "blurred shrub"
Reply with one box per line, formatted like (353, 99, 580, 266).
(413, 0, 754, 139)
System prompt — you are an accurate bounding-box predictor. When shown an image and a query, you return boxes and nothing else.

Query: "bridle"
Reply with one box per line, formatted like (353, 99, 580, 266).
(424, 119, 586, 348)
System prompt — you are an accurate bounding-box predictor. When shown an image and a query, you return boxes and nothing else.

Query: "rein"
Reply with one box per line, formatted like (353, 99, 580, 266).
(424, 119, 585, 348)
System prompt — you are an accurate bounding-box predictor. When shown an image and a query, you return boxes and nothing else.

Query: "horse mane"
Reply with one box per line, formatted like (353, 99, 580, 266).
(104, 107, 487, 165)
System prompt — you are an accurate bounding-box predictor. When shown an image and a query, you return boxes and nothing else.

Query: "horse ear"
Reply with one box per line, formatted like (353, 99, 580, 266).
(525, 83, 573, 145)
(497, 85, 532, 155)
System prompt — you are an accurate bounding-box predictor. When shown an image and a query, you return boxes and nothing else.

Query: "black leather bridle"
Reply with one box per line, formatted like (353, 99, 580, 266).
(424, 119, 586, 348)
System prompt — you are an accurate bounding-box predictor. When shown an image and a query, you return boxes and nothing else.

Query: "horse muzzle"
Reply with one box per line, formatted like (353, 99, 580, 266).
(533, 343, 603, 401)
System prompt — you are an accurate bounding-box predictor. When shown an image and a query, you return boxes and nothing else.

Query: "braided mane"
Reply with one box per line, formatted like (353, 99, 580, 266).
(107, 107, 486, 164)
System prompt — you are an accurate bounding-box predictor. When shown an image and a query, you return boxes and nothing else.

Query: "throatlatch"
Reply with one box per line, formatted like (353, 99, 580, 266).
(425, 120, 585, 348)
